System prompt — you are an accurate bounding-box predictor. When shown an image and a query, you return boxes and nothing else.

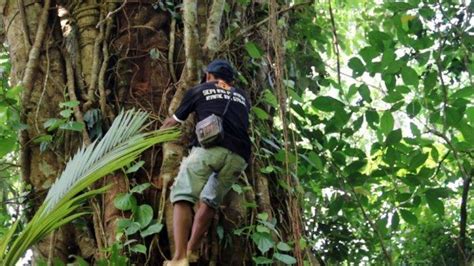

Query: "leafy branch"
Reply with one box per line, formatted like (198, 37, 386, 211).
(0, 110, 179, 265)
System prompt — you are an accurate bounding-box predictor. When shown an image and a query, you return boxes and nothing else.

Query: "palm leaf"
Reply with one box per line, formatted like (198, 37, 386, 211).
(0, 109, 179, 265)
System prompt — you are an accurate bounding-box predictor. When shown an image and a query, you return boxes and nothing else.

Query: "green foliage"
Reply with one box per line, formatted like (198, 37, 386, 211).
(114, 193, 137, 211)
(95, 243, 129, 266)
(0, 48, 21, 245)
(398, 221, 460, 265)
(113, 181, 164, 257)
(0, 110, 179, 264)
(245, 42, 264, 59)
(265, 0, 474, 264)
(234, 212, 297, 265)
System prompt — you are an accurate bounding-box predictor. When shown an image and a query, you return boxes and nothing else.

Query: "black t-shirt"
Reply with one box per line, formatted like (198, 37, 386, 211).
(174, 82, 251, 162)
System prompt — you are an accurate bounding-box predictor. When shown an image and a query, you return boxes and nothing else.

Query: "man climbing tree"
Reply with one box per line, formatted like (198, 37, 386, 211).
(161, 59, 251, 266)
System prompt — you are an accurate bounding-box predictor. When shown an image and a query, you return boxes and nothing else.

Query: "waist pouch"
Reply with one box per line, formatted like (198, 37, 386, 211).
(195, 114, 224, 148)
(195, 87, 234, 148)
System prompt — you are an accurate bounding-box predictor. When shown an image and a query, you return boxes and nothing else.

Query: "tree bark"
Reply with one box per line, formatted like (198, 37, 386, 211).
(3, 0, 307, 264)
(3, 0, 77, 261)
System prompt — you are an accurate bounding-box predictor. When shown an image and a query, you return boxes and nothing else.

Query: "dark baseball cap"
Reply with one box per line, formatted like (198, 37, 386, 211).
(206, 59, 234, 82)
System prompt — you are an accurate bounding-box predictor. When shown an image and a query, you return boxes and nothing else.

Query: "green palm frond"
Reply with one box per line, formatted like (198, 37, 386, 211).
(0, 109, 179, 265)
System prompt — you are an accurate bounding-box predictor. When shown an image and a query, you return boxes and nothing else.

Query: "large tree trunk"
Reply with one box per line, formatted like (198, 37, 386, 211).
(2, 0, 308, 264)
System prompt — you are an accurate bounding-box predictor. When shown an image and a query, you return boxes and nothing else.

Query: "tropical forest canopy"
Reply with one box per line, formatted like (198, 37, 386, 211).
(0, 0, 473, 265)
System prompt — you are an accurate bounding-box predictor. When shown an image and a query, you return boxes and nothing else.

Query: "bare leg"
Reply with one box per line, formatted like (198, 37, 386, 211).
(187, 201, 216, 252)
(172, 201, 193, 261)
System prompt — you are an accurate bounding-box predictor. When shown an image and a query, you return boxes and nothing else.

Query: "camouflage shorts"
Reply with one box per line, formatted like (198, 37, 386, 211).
(170, 146, 247, 209)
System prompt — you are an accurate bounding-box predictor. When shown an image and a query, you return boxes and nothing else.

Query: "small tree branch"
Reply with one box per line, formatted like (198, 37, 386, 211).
(16, 0, 31, 50)
(459, 173, 472, 261)
(168, 16, 177, 83)
(21, 0, 51, 94)
(427, 128, 469, 179)
(34, 31, 51, 134)
(98, 16, 114, 122)
(64, 53, 91, 145)
(181, 0, 200, 87)
(203, 0, 225, 59)
(47, 230, 56, 266)
(269, 1, 305, 264)
(19, 0, 51, 185)
(218, 1, 312, 51)
(96, 0, 127, 29)
(434, 150, 451, 177)
(327, 0, 341, 86)
(427, 127, 471, 258)
(84, 11, 105, 111)
(330, 163, 393, 265)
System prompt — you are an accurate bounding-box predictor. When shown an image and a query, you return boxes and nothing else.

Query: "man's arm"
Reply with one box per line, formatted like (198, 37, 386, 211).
(160, 86, 199, 129)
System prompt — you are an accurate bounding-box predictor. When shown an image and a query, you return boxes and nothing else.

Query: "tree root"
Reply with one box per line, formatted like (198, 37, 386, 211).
(16, 0, 31, 50)
(84, 10, 104, 111)
(64, 54, 91, 144)
(98, 6, 115, 123)
(269, 1, 305, 264)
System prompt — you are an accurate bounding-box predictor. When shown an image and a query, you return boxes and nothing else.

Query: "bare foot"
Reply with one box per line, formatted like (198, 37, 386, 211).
(187, 250, 199, 263)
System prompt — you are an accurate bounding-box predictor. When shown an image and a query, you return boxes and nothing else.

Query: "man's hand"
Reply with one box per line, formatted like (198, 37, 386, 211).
(161, 117, 179, 129)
